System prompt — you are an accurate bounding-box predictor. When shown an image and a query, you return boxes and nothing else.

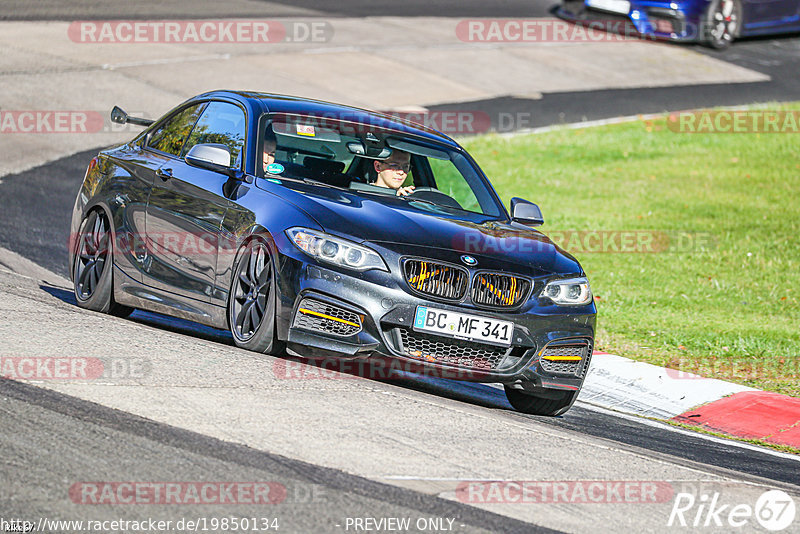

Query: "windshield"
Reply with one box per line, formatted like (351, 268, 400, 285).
(258, 113, 503, 218)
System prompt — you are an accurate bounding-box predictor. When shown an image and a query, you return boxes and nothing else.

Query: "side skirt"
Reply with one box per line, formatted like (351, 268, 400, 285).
(113, 266, 229, 330)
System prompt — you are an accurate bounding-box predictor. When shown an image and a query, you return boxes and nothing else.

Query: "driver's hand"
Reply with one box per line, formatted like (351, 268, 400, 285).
(396, 185, 415, 197)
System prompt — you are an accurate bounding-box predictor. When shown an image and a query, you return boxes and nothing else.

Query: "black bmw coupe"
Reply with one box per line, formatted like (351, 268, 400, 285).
(69, 91, 596, 416)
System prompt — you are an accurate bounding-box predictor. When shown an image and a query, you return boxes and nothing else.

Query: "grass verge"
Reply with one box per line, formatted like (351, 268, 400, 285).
(460, 103, 800, 397)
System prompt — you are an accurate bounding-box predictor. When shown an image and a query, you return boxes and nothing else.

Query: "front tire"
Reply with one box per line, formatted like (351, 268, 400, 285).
(703, 0, 741, 49)
(504, 386, 578, 416)
(72, 209, 133, 317)
(228, 239, 284, 355)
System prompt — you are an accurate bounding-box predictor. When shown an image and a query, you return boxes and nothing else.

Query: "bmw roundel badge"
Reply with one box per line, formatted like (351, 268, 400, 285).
(460, 255, 477, 266)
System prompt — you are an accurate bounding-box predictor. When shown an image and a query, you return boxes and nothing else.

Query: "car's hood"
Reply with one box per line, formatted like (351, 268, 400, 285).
(269, 180, 582, 276)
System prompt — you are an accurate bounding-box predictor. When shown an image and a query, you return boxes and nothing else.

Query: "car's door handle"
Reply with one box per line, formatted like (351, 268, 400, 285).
(156, 168, 173, 181)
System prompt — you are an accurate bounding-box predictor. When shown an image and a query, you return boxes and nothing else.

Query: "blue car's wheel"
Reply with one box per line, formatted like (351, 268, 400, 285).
(703, 0, 741, 49)
(73, 209, 132, 317)
(228, 239, 284, 355)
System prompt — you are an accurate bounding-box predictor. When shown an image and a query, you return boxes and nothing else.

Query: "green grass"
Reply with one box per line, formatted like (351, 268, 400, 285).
(459, 103, 800, 397)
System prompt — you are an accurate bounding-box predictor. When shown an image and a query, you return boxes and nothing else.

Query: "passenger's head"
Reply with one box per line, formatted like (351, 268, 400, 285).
(262, 125, 277, 171)
(373, 150, 411, 190)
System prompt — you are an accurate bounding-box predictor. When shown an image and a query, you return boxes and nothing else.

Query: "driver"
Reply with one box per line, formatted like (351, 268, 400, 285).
(373, 150, 415, 197)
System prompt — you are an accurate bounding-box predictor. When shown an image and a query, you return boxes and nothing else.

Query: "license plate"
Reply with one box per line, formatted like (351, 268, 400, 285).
(586, 0, 630, 14)
(413, 306, 513, 347)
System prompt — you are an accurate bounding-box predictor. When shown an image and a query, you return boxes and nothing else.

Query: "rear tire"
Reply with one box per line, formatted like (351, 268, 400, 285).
(504, 386, 578, 416)
(72, 209, 133, 318)
(228, 239, 284, 355)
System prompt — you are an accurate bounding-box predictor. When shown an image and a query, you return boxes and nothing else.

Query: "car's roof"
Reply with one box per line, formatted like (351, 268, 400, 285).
(192, 90, 461, 149)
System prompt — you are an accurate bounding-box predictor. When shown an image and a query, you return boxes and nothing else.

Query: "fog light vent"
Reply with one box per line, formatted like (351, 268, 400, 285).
(293, 298, 362, 337)
(539, 342, 592, 377)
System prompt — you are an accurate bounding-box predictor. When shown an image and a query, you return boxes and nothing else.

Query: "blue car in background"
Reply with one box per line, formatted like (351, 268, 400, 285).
(558, 0, 800, 48)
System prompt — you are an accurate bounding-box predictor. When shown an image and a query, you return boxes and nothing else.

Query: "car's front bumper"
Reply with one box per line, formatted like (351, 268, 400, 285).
(272, 243, 596, 393)
(557, 0, 707, 42)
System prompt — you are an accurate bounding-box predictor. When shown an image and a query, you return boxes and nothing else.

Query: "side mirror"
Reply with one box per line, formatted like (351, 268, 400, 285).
(185, 144, 233, 174)
(510, 197, 544, 226)
(186, 144, 252, 185)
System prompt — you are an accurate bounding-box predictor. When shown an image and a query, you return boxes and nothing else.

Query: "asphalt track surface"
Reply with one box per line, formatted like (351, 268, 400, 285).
(427, 35, 800, 129)
(0, 1, 554, 21)
(2, 2, 800, 530)
(1, 0, 798, 127)
(1, 150, 799, 496)
(0, 379, 545, 534)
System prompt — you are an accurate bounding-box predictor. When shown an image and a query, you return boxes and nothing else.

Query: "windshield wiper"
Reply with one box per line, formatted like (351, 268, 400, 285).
(400, 195, 464, 214)
(302, 178, 328, 186)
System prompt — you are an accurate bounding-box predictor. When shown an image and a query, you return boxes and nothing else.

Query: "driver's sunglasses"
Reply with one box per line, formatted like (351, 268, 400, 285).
(381, 162, 411, 173)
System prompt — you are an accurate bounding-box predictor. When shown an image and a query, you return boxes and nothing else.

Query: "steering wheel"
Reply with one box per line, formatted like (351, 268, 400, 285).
(409, 187, 463, 210)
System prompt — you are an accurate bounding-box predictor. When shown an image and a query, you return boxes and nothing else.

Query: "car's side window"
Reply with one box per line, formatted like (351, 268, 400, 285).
(147, 103, 206, 157)
(182, 101, 247, 168)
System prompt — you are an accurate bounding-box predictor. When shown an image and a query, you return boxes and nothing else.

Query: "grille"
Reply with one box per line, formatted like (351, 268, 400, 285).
(539, 343, 591, 378)
(404, 259, 468, 301)
(647, 9, 685, 34)
(397, 328, 508, 371)
(471, 273, 531, 308)
(293, 298, 362, 337)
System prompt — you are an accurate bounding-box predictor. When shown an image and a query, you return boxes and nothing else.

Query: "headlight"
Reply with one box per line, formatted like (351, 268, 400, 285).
(541, 277, 592, 306)
(286, 228, 387, 272)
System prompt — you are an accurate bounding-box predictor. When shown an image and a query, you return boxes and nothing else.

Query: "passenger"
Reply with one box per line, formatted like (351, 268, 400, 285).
(262, 125, 277, 172)
(373, 150, 415, 197)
